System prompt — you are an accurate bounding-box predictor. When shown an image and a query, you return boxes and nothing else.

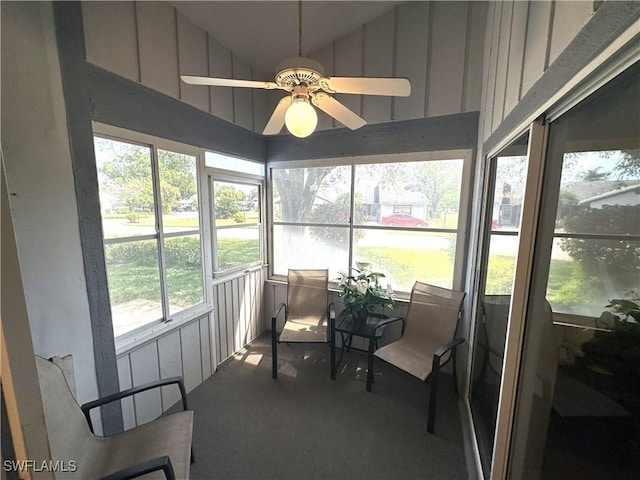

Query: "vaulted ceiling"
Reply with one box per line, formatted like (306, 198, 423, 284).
(172, 1, 402, 76)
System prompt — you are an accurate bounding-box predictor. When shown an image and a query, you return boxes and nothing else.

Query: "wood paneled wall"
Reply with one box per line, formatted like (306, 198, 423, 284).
(213, 268, 266, 364)
(115, 269, 264, 429)
(307, 1, 488, 127)
(82, 1, 487, 135)
(481, 0, 595, 141)
(81, 1, 272, 134)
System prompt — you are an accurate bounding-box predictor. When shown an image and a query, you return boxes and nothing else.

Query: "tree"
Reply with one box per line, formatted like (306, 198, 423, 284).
(580, 167, 610, 181)
(560, 205, 640, 290)
(98, 143, 155, 213)
(308, 192, 366, 244)
(97, 141, 197, 214)
(158, 150, 197, 210)
(272, 167, 337, 222)
(615, 150, 640, 178)
(214, 186, 243, 219)
(414, 160, 462, 218)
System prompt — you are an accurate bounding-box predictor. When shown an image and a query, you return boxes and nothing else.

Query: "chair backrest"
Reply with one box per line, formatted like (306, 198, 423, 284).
(35, 356, 98, 469)
(287, 269, 329, 320)
(405, 281, 465, 349)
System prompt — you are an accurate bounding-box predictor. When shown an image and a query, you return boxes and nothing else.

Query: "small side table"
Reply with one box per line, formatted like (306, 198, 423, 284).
(333, 311, 401, 391)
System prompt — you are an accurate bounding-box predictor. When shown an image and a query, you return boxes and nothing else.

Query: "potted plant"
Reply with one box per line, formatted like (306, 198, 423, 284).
(586, 292, 640, 379)
(337, 262, 396, 326)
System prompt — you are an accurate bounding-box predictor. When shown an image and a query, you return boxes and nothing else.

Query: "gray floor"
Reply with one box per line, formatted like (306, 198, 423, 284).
(186, 334, 468, 480)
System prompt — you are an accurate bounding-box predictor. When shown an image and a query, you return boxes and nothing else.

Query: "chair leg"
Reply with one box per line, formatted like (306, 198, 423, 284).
(330, 342, 336, 380)
(427, 375, 438, 434)
(190, 447, 195, 464)
(366, 337, 375, 392)
(452, 352, 458, 396)
(272, 330, 278, 379)
(427, 355, 441, 434)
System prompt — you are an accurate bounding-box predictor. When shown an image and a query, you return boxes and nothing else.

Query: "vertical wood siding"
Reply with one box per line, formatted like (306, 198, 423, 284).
(82, 1, 487, 134)
(481, 0, 595, 141)
(309, 1, 487, 127)
(115, 267, 264, 430)
(213, 268, 265, 364)
(81, 1, 271, 133)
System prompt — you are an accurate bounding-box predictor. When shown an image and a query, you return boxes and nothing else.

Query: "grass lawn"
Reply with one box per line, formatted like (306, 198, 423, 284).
(218, 238, 260, 270)
(106, 235, 598, 314)
(357, 245, 454, 291)
(107, 264, 203, 307)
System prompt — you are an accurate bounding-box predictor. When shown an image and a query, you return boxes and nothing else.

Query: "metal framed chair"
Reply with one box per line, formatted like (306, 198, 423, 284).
(35, 356, 193, 479)
(371, 281, 466, 433)
(272, 269, 336, 379)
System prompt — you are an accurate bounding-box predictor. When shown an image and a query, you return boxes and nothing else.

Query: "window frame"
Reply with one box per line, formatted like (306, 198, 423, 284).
(92, 123, 213, 351)
(267, 149, 473, 294)
(206, 167, 265, 280)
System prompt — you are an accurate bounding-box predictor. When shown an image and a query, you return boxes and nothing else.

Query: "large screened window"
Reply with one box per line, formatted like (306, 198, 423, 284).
(270, 153, 470, 293)
(94, 133, 207, 338)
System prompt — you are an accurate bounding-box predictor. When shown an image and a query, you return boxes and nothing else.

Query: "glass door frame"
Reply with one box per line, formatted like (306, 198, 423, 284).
(489, 119, 549, 479)
(463, 119, 548, 479)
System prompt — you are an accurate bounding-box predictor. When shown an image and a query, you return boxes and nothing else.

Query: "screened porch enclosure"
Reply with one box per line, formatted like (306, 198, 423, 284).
(3, 2, 640, 480)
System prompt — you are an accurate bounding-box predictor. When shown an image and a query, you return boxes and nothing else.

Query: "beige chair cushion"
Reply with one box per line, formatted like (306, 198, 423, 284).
(36, 356, 192, 479)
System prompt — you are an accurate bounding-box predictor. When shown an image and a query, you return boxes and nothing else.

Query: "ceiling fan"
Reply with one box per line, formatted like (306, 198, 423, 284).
(180, 3, 410, 138)
(182, 58, 410, 138)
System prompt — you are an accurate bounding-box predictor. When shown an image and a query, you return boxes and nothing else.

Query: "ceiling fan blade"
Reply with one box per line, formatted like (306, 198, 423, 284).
(312, 92, 366, 130)
(320, 77, 411, 97)
(262, 96, 291, 135)
(181, 75, 279, 90)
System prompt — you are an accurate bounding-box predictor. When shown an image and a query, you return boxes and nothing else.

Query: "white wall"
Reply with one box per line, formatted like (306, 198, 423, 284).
(1, 1, 100, 413)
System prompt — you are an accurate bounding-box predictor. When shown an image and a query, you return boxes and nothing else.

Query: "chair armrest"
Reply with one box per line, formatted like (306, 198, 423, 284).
(370, 315, 405, 331)
(271, 302, 287, 332)
(372, 316, 405, 334)
(434, 338, 465, 361)
(100, 456, 175, 480)
(81, 377, 187, 433)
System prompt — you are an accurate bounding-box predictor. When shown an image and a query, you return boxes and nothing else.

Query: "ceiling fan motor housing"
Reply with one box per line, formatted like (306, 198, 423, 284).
(275, 57, 325, 88)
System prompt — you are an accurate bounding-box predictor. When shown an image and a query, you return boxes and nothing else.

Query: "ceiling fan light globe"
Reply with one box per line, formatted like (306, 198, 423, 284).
(285, 99, 317, 138)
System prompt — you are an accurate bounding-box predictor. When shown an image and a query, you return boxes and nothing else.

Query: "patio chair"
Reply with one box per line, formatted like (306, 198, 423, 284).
(272, 269, 336, 379)
(35, 356, 193, 479)
(371, 281, 466, 433)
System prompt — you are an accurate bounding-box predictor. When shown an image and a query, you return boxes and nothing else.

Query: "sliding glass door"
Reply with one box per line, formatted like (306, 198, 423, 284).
(469, 132, 529, 477)
(508, 62, 640, 479)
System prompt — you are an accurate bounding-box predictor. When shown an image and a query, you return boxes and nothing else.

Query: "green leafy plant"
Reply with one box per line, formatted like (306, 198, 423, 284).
(337, 262, 396, 319)
(599, 293, 640, 330)
(587, 292, 640, 379)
